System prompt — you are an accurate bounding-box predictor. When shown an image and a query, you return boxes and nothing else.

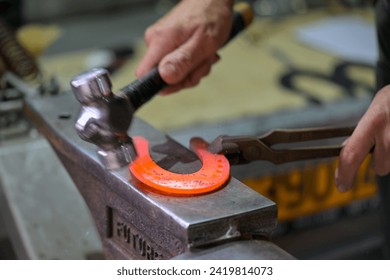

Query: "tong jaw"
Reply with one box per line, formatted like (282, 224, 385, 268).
(208, 135, 274, 165)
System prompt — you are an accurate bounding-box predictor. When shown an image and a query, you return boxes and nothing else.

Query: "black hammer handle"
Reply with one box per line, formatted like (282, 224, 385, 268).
(119, 2, 254, 111)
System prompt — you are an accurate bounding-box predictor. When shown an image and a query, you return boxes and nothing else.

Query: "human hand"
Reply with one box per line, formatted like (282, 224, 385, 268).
(136, 0, 234, 94)
(335, 85, 390, 192)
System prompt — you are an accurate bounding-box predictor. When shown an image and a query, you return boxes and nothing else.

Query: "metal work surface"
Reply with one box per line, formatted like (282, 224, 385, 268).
(173, 239, 294, 260)
(0, 136, 103, 259)
(24, 93, 279, 259)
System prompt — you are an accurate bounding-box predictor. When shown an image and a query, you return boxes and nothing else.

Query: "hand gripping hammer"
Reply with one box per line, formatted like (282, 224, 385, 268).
(70, 3, 254, 169)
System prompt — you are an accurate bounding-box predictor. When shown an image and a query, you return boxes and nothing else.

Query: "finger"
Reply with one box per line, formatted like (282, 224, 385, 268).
(158, 29, 221, 85)
(136, 42, 174, 78)
(136, 25, 188, 78)
(372, 129, 390, 175)
(160, 54, 220, 95)
(335, 121, 375, 192)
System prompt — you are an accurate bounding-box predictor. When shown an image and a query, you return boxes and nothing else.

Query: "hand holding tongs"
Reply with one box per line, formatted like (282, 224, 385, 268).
(208, 126, 356, 165)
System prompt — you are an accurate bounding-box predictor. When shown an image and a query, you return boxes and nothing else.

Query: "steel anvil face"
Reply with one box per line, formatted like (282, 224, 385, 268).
(24, 93, 280, 260)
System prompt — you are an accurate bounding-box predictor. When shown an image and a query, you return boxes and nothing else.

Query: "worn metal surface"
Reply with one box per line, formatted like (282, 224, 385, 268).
(173, 239, 294, 260)
(0, 136, 103, 259)
(24, 93, 279, 259)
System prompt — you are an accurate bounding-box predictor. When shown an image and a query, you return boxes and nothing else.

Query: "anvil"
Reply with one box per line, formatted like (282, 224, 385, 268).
(23, 93, 293, 259)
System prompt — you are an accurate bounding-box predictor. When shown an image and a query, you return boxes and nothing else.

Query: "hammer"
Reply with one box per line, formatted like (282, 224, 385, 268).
(70, 3, 254, 169)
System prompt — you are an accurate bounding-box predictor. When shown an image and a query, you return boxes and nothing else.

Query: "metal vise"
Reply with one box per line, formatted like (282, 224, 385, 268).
(24, 93, 294, 259)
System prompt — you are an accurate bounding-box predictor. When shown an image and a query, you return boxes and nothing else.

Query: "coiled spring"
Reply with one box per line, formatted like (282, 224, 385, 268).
(0, 18, 41, 139)
(0, 17, 39, 80)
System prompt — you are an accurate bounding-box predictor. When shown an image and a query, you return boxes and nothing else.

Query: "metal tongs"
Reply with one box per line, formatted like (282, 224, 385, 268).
(208, 126, 355, 165)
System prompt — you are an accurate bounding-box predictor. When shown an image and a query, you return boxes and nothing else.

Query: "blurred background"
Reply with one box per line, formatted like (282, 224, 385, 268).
(0, 0, 384, 260)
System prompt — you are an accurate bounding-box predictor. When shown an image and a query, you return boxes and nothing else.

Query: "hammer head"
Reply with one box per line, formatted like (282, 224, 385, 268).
(70, 68, 137, 169)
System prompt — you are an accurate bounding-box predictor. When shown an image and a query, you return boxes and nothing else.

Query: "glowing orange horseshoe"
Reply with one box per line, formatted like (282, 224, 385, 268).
(129, 136, 230, 195)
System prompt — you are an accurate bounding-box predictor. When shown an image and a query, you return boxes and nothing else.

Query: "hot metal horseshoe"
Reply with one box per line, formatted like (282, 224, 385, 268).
(129, 136, 230, 195)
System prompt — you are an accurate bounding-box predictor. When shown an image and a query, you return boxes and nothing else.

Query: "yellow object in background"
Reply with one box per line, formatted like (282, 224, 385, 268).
(17, 24, 61, 57)
(244, 157, 377, 222)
